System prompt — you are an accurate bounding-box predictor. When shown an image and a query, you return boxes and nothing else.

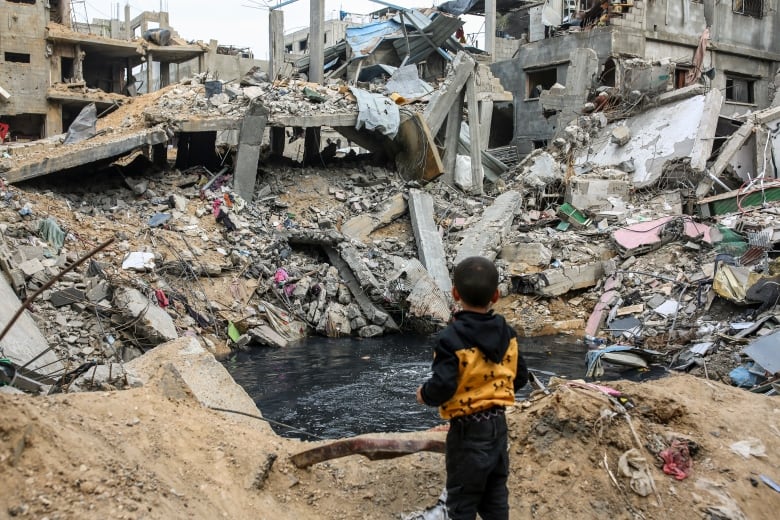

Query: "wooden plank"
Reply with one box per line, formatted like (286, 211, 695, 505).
(290, 436, 445, 468)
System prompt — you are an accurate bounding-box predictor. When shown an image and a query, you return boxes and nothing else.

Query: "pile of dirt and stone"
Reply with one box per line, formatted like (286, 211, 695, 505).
(2, 369, 778, 519)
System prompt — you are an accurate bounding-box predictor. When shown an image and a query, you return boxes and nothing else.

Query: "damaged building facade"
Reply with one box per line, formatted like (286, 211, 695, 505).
(0, 1, 206, 139)
(491, 0, 780, 152)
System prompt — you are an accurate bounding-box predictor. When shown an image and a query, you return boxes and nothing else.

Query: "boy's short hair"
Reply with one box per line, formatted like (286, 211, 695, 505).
(453, 256, 499, 307)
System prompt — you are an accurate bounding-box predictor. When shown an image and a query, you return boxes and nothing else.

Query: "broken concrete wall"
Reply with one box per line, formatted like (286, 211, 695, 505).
(645, 0, 780, 57)
(0, 1, 50, 125)
(576, 89, 722, 188)
(125, 336, 271, 431)
(0, 273, 64, 376)
(491, 30, 613, 150)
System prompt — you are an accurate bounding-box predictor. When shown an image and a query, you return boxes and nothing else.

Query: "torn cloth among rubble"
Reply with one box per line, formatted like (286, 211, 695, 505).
(349, 87, 400, 139)
(659, 439, 692, 480)
(37, 218, 65, 251)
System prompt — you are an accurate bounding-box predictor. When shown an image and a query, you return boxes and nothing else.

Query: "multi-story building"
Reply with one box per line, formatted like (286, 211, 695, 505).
(489, 0, 780, 151)
(0, 1, 206, 140)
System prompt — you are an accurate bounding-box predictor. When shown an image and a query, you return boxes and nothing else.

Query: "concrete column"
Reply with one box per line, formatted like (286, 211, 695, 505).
(465, 73, 484, 193)
(485, 0, 496, 61)
(46, 103, 63, 136)
(125, 4, 132, 39)
(74, 45, 84, 82)
(146, 52, 154, 93)
(60, 1, 72, 28)
(309, 0, 324, 83)
(269, 9, 285, 80)
(234, 102, 270, 202)
(160, 62, 170, 88)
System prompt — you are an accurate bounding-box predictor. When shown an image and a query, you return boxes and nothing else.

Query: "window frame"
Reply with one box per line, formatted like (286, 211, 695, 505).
(732, 0, 764, 19)
(724, 73, 757, 105)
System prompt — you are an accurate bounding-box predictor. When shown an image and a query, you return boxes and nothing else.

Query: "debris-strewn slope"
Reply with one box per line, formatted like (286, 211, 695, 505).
(2, 374, 778, 519)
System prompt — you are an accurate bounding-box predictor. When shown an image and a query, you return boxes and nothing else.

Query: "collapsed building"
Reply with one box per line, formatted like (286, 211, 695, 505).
(0, 1, 779, 397)
(0, 1, 268, 140)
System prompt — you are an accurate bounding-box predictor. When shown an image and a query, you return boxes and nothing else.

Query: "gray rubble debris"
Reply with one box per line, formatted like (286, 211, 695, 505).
(454, 191, 522, 264)
(113, 287, 179, 344)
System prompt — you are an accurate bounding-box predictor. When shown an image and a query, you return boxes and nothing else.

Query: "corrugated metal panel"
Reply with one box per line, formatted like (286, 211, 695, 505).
(294, 41, 347, 73)
(346, 21, 403, 59)
(392, 14, 463, 64)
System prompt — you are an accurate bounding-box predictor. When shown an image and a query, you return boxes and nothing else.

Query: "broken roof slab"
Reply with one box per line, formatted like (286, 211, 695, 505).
(0, 274, 64, 377)
(4, 128, 167, 183)
(576, 89, 723, 188)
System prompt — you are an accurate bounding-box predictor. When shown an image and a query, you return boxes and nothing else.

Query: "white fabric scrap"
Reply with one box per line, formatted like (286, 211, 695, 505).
(349, 87, 400, 138)
(122, 252, 155, 271)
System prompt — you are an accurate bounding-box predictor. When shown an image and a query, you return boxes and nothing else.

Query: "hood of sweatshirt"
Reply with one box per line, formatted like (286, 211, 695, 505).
(449, 310, 512, 363)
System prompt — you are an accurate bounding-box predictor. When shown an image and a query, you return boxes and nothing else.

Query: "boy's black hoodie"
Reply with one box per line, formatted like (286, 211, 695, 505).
(420, 310, 528, 420)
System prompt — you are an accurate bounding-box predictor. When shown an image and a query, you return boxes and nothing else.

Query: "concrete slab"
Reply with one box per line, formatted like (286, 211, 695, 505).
(454, 190, 522, 265)
(234, 102, 269, 202)
(424, 51, 475, 136)
(578, 91, 722, 188)
(114, 287, 179, 343)
(4, 128, 168, 183)
(408, 189, 452, 294)
(125, 336, 271, 431)
(341, 193, 407, 243)
(0, 273, 63, 376)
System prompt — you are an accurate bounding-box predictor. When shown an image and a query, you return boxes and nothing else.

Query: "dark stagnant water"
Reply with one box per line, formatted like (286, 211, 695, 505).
(223, 335, 663, 440)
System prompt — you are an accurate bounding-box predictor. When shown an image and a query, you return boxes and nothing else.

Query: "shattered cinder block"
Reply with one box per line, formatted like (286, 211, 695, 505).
(566, 177, 631, 212)
(499, 243, 552, 268)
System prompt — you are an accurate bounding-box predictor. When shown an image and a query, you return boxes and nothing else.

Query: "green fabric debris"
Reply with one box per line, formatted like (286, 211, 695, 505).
(303, 87, 327, 103)
(37, 218, 66, 251)
(713, 225, 748, 257)
(228, 322, 241, 343)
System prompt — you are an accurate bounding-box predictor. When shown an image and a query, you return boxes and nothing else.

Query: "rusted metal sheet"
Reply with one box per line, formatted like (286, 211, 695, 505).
(290, 437, 446, 468)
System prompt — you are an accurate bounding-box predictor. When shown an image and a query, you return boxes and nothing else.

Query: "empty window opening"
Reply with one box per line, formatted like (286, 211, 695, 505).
(725, 74, 756, 104)
(599, 58, 617, 87)
(526, 67, 557, 99)
(733, 0, 763, 18)
(61, 57, 74, 82)
(489, 102, 514, 148)
(0, 114, 45, 142)
(5, 52, 31, 63)
(299, 39, 308, 52)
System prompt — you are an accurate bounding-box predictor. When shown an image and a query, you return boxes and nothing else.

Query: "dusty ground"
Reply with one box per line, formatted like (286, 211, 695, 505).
(2, 373, 778, 519)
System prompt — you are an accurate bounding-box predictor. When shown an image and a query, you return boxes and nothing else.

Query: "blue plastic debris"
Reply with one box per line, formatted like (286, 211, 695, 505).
(148, 213, 172, 228)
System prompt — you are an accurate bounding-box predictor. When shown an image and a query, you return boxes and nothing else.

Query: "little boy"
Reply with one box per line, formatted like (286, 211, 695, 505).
(416, 256, 528, 520)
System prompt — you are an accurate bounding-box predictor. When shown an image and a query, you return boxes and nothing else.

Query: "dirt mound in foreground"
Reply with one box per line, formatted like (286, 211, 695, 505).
(1, 374, 778, 519)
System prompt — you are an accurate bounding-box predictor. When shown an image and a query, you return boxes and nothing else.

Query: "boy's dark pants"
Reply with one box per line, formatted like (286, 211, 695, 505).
(445, 412, 509, 520)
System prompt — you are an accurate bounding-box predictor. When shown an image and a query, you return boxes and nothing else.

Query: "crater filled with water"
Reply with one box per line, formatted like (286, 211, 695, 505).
(224, 335, 661, 440)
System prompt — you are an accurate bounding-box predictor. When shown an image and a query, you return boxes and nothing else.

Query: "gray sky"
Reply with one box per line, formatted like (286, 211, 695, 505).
(87, 1, 484, 60)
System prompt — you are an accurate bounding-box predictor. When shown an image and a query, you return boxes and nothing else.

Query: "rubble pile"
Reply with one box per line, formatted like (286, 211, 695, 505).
(1, 44, 779, 398)
(144, 79, 361, 126)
